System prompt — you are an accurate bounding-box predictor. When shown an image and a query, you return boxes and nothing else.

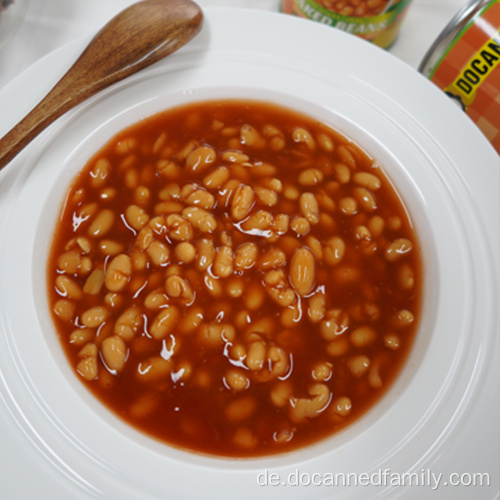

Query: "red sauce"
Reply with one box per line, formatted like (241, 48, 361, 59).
(47, 100, 422, 457)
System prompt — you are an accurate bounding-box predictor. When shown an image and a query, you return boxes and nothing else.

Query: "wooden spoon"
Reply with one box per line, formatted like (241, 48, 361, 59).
(0, 0, 203, 170)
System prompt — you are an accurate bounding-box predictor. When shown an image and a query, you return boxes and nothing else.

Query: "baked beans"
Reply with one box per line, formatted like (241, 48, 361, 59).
(317, 0, 390, 17)
(48, 100, 422, 457)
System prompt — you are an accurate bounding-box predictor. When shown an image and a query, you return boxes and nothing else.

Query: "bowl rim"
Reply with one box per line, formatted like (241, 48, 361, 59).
(0, 8, 497, 499)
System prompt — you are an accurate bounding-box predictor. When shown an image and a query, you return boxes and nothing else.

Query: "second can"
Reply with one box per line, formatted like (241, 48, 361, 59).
(280, 0, 413, 49)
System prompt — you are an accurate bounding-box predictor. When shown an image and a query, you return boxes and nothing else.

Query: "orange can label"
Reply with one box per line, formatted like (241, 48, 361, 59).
(429, 2, 500, 154)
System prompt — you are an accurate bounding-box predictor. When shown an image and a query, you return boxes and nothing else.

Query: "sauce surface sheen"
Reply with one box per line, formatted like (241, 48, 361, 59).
(48, 99, 422, 457)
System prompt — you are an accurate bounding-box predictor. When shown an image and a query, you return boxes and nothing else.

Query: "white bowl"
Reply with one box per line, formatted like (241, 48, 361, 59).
(0, 8, 498, 500)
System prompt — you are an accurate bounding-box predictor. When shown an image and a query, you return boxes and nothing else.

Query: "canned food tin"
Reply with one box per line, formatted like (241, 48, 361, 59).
(419, 0, 500, 154)
(280, 0, 413, 49)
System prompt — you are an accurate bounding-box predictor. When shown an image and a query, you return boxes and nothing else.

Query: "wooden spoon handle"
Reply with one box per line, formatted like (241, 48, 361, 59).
(0, 0, 202, 171)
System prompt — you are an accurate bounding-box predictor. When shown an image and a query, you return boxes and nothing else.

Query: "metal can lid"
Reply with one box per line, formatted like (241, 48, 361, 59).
(418, 0, 492, 77)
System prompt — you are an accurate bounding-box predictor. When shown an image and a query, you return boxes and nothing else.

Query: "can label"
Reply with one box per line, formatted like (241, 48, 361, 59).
(280, 0, 413, 48)
(444, 35, 500, 109)
(429, 1, 500, 153)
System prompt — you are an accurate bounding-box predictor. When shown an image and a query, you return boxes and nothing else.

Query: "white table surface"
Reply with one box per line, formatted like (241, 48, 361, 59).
(1, 0, 468, 90)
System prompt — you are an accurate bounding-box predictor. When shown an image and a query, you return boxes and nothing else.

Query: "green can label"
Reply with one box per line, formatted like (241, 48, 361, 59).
(280, 0, 413, 48)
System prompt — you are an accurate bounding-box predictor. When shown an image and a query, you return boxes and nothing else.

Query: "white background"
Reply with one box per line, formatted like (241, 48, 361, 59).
(0, 1, 498, 500)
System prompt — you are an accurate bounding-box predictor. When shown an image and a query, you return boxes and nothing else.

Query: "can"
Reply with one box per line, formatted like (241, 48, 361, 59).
(279, 0, 414, 49)
(419, 0, 500, 154)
